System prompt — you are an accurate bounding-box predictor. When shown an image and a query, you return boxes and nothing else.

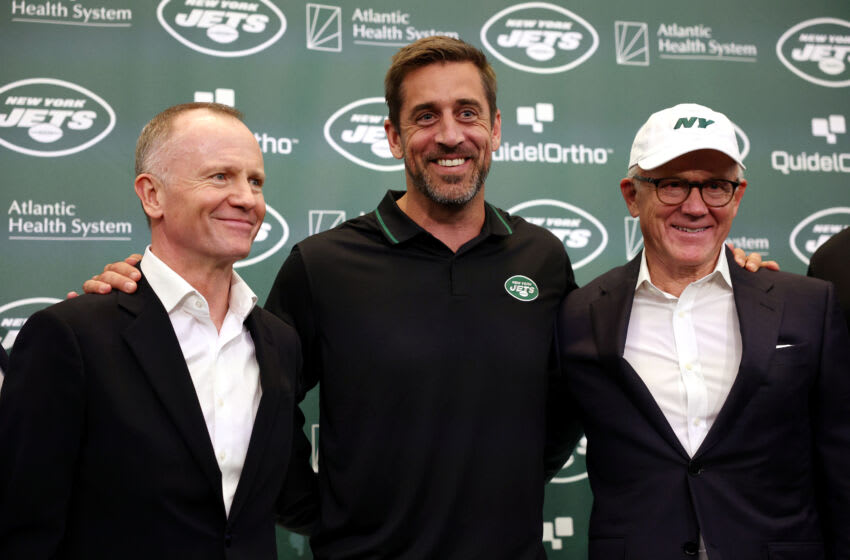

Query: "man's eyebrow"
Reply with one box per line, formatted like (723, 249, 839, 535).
(456, 98, 484, 111)
(409, 102, 437, 115)
(408, 99, 484, 116)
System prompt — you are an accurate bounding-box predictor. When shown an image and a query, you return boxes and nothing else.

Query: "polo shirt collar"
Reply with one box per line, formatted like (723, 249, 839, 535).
(373, 190, 513, 245)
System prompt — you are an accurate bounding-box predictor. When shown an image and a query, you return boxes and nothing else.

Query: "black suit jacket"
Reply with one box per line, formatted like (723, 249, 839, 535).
(554, 248, 850, 559)
(0, 278, 317, 559)
(809, 227, 850, 333)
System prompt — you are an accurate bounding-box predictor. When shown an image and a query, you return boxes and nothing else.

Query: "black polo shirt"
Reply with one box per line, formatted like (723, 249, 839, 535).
(266, 190, 578, 560)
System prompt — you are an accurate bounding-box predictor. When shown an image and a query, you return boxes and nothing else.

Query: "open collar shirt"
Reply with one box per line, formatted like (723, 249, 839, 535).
(624, 250, 743, 458)
(141, 246, 261, 517)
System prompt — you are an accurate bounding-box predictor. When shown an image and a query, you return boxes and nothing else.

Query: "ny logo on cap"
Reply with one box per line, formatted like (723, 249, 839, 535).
(674, 117, 715, 129)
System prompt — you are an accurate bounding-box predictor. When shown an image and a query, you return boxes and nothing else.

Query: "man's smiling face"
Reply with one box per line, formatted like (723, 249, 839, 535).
(385, 61, 501, 207)
(622, 149, 746, 279)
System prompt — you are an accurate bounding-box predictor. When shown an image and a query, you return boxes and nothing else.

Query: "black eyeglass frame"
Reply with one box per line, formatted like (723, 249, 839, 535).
(630, 174, 741, 207)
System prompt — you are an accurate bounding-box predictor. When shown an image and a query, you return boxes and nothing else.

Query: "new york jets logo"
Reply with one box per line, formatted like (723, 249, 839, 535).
(505, 275, 538, 301)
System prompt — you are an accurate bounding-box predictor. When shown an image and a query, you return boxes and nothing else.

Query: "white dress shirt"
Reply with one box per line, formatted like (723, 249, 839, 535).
(624, 251, 742, 559)
(141, 247, 261, 517)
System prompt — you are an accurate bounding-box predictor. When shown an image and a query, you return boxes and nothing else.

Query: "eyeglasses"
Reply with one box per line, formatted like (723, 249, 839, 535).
(631, 175, 740, 207)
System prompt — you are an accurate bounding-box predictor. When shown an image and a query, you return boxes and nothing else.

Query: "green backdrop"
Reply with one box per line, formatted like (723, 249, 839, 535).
(1, 0, 849, 557)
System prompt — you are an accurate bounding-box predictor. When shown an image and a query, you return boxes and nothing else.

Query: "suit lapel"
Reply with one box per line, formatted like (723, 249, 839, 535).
(591, 255, 690, 458)
(228, 309, 284, 521)
(120, 280, 223, 499)
(695, 249, 782, 458)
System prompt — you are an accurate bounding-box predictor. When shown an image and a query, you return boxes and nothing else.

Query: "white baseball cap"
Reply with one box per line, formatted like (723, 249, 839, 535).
(628, 103, 745, 171)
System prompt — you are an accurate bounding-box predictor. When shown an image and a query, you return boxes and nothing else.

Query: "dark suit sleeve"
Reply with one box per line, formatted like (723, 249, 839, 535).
(811, 283, 850, 558)
(543, 259, 583, 482)
(265, 246, 320, 393)
(0, 308, 85, 557)
(276, 333, 319, 535)
(544, 311, 583, 481)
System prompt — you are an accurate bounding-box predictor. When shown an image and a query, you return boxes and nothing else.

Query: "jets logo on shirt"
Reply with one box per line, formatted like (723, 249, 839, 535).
(505, 275, 538, 301)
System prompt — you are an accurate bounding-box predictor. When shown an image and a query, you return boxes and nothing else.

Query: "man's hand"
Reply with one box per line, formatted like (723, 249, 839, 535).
(728, 243, 779, 272)
(67, 254, 143, 298)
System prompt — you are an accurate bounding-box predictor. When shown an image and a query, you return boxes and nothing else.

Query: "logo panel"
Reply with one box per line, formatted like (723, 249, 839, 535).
(789, 207, 850, 265)
(481, 2, 598, 74)
(324, 97, 402, 172)
(309, 210, 346, 235)
(0, 297, 61, 351)
(615, 21, 649, 66)
(496, 102, 614, 165)
(507, 199, 608, 269)
(307, 3, 342, 51)
(157, 0, 286, 57)
(776, 18, 850, 87)
(0, 78, 115, 157)
(234, 204, 289, 268)
(771, 115, 850, 175)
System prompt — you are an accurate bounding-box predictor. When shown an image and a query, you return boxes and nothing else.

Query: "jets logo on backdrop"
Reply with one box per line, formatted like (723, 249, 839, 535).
(157, 0, 286, 57)
(480, 2, 598, 74)
(0, 78, 115, 157)
(0, 297, 60, 351)
(551, 435, 587, 484)
(789, 207, 850, 265)
(324, 97, 402, 172)
(776, 18, 850, 87)
(508, 200, 607, 269)
(234, 204, 289, 268)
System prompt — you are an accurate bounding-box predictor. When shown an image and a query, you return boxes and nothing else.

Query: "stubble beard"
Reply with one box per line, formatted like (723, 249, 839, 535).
(406, 155, 490, 208)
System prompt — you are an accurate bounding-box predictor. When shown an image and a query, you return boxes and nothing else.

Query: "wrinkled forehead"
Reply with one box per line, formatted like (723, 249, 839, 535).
(641, 149, 741, 177)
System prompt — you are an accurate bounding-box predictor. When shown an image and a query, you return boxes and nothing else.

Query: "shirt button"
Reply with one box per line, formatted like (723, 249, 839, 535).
(683, 541, 699, 555)
(678, 311, 685, 318)
(692, 417, 701, 427)
(688, 461, 703, 476)
(194, 300, 203, 309)
(219, 451, 226, 461)
(217, 398, 224, 407)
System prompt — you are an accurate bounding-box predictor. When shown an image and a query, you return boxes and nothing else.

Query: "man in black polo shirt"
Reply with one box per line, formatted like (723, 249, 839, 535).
(261, 37, 580, 559)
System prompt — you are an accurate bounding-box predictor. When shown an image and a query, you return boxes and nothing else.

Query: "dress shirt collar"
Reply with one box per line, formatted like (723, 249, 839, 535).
(140, 246, 257, 321)
(634, 248, 733, 296)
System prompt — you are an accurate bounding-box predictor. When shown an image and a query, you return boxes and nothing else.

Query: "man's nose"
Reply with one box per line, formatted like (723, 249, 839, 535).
(680, 185, 709, 215)
(435, 115, 463, 147)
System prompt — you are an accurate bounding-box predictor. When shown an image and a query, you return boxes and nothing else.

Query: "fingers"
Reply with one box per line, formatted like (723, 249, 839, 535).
(743, 251, 763, 272)
(82, 277, 114, 295)
(103, 261, 141, 282)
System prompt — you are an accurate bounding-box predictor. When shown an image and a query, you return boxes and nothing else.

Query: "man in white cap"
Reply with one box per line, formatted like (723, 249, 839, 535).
(551, 103, 850, 559)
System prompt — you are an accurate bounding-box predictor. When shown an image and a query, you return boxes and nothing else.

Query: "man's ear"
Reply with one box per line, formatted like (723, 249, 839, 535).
(490, 109, 501, 152)
(384, 118, 404, 160)
(134, 174, 164, 220)
(620, 177, 640, 217)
